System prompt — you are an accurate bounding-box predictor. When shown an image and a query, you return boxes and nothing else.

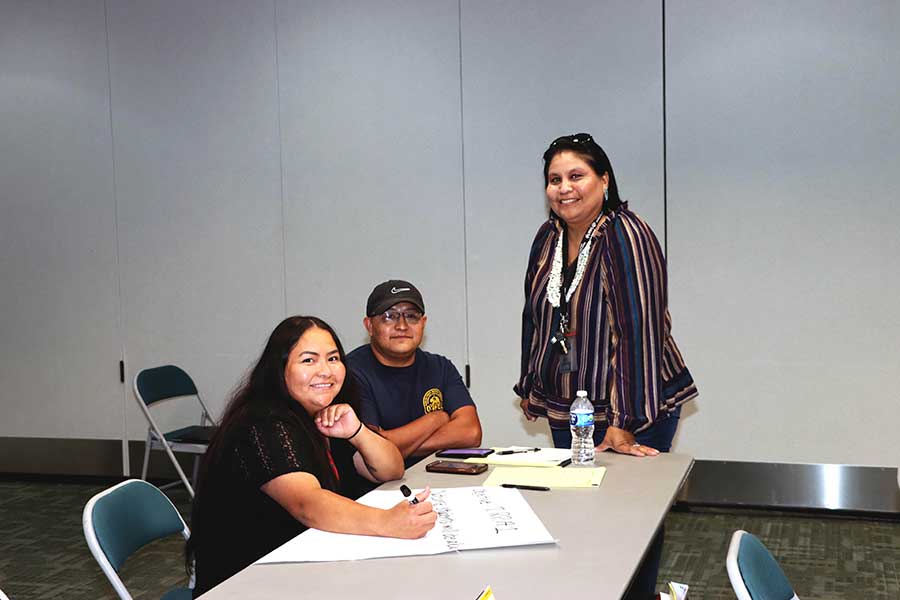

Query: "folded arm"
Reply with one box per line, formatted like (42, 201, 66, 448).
(374, 405, 482, 459)
(372, 410, 450, 458)
(314, 403, 403, 482)
(349, 425, 405, 482)
(412, 406, 482, 457)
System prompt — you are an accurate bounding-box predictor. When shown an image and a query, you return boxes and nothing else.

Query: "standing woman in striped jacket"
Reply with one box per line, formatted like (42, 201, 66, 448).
(515, 133, 699, 456)
(515, 134, 700, 598)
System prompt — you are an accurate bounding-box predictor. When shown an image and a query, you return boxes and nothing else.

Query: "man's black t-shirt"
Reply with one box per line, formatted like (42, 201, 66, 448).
(346, 345, 475, 466)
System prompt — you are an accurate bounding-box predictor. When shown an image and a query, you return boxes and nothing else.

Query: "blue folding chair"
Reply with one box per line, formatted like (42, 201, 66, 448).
(83, 479, 192, 600)
(134, 365, 216, 498)
(726, 530, 799, 600)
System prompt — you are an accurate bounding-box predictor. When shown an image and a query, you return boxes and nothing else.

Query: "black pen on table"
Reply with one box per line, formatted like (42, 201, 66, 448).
(501, 483, 550, 491)
(496, 447, 541, 455)
(400, 484, 419, 504)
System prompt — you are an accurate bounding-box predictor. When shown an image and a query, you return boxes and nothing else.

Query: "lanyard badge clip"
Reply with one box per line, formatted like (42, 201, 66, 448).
(552, 314, 577, 373)
(551, 314, 570, 354)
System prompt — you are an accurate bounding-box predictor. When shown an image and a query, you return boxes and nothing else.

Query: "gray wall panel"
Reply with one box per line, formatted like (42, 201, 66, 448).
(0, 0, 123, 438)
(278, 0, 467, 363)
(461, 0, 665, 446)
(3, 0, 898, 474)
(666, 1, 900, 466)
(108, 0, 285, 437)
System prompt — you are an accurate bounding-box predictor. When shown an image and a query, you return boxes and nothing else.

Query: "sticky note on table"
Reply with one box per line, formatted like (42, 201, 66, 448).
(475, 585, 495, 600)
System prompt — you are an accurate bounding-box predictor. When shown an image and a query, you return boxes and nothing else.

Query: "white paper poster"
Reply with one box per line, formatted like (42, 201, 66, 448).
(256, 486, 555, 564)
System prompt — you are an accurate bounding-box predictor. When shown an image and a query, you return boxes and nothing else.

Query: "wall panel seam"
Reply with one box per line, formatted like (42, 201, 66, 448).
(458, 0, 471, 366)
(274, 0, 288, 316)
(102, 0, 130, 476)
(662, 0, 668, 258)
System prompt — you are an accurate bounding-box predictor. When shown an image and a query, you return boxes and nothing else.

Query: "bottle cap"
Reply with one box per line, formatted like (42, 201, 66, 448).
(576, 390, 588, 397)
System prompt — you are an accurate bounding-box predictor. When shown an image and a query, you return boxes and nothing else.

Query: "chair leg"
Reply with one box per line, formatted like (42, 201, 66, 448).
(159, 442, 195, 499)
(192, 455, 201, 490)
(141, 431, 152, 480)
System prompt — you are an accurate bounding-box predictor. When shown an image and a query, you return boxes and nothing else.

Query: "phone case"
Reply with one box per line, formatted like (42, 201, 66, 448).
(424, 460, 488, 475)
(435, 448, 495, 458)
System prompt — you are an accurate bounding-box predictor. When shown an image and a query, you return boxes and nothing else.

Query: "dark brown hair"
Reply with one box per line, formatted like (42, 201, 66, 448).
(186, 315, 357, 574)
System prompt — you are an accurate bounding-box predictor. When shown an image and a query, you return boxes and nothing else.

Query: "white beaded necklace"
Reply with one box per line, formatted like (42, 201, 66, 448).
(546, 212, 605, 308)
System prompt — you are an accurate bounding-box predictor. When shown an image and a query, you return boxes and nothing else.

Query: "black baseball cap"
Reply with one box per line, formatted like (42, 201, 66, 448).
(366, 280, 425, 316)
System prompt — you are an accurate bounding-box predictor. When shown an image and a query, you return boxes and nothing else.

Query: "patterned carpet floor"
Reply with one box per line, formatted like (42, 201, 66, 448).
(0, 479, 897, 599)
(659, 507, 900, 599)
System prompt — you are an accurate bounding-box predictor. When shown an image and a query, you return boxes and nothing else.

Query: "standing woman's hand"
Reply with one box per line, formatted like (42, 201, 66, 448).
(596, 425, 659, 457)
(519, 397, 538, 421)
(315, 403, 361, 439)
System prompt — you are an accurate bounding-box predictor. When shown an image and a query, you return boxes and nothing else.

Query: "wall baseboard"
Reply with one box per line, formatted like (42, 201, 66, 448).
(677, 460, 900, 517)
(0, 436, 197, 481)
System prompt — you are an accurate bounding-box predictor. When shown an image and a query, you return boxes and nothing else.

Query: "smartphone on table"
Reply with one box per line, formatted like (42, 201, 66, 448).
(425, 460, 489, 475)
(435, 448, 494, 459)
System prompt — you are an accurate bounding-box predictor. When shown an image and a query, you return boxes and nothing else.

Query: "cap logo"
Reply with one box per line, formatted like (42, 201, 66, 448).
(391, 287, 410, 294)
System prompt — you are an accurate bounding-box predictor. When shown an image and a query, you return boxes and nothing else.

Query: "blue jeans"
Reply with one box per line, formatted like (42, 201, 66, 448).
(550, 406, 681, 599)
(550, 405, 681, 451)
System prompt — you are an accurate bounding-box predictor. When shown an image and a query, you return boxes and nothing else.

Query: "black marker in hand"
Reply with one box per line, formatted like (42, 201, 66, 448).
(400, 484, 420, 505)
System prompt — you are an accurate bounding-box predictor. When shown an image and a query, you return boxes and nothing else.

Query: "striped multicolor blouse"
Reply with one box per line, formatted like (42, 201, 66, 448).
(515, 203, 698, 431)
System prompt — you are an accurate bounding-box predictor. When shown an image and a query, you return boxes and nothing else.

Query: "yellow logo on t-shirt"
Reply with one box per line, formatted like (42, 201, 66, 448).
(422, 388, 444, 413)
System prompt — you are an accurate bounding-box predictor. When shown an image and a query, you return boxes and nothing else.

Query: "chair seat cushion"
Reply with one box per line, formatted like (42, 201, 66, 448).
(165, 425, 216, 444)
(161, 586, 193, 600)
(738, 533, 795, 600)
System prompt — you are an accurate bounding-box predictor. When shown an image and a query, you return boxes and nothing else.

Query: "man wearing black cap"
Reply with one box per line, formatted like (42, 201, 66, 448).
(346, 279, 482, 466)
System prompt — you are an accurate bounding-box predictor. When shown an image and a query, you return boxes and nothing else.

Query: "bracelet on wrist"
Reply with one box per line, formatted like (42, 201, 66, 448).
(346, 422, 364, 440)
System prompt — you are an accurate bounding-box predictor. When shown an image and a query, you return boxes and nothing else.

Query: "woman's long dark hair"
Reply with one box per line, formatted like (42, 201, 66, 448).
(542, 133, 623, 217)
(185, 315, 357, 574)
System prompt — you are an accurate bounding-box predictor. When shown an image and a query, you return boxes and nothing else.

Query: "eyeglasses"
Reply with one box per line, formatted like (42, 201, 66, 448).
(549, 133, 593, 147)
(378, 309, 424, 324)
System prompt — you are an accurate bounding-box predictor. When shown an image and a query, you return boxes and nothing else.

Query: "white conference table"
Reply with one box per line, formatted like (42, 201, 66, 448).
(201, 452, 693, 600)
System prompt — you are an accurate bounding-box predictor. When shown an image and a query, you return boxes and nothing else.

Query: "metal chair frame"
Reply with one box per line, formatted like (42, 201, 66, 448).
(83, 479, 192, 600)
(134, 365, 216, 498)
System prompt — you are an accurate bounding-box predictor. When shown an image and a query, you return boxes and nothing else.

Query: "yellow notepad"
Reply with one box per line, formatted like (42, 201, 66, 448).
(483, 466, 606, 488)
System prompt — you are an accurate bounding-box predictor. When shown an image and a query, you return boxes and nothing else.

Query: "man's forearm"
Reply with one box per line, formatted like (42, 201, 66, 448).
(414, 408, 482, 456)
(376, 411, 449, 458)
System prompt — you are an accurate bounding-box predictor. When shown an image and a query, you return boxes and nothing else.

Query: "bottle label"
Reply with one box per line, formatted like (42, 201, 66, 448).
(570, 411, 594, 428)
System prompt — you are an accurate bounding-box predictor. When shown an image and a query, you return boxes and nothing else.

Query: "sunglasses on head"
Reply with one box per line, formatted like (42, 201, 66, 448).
(549, 133, 594, 147)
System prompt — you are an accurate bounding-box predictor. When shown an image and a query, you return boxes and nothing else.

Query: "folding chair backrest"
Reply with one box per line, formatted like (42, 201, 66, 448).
(84, 479, 190, 599)
(727, 530, 798, 600)
(135, 365, 199, 406)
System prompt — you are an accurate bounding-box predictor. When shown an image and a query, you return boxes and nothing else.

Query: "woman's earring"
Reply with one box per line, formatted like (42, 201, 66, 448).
(604, 187, 609, 202)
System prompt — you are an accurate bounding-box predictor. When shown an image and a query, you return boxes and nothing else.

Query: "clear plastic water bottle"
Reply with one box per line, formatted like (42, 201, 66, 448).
(570, 390, 595, 465)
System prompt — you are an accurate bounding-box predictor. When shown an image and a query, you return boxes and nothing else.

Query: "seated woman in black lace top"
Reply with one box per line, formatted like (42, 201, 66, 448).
(187, 316, 436, 596)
